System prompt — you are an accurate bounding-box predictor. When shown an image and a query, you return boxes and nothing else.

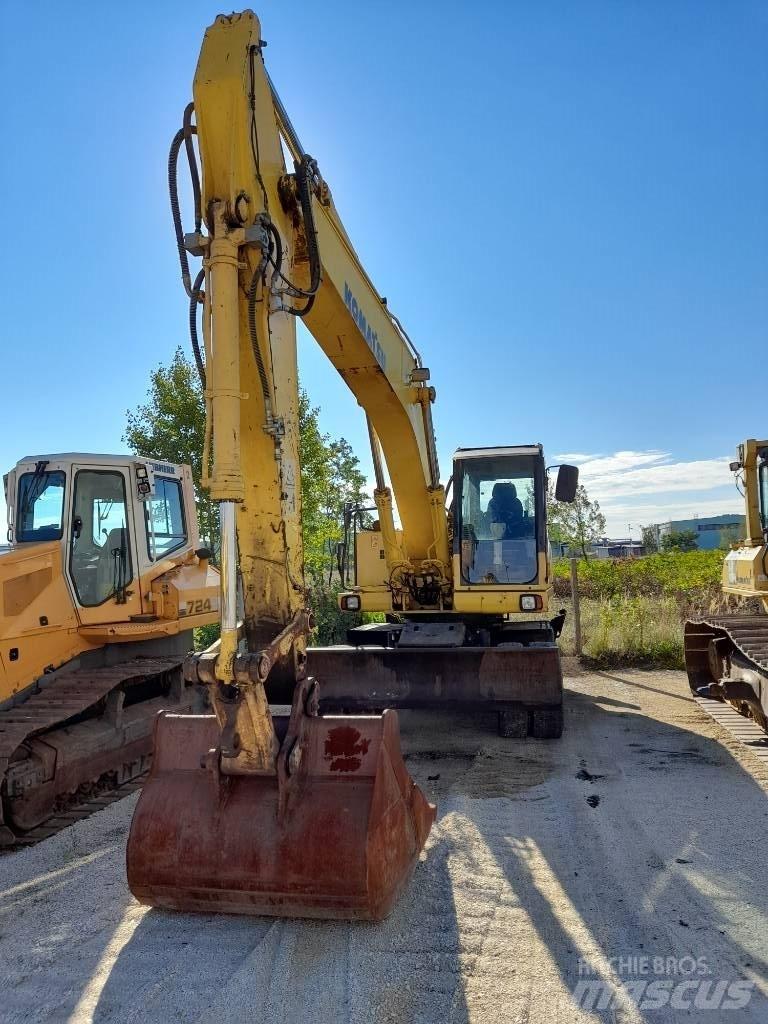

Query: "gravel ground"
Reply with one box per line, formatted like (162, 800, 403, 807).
(2, 669, 767, 1023)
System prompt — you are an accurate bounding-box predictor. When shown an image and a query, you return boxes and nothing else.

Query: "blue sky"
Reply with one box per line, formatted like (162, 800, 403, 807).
(1, 1, 766, 537)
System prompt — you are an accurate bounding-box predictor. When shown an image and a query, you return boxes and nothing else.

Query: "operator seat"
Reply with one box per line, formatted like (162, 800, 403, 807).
(488, 483, 524, 537)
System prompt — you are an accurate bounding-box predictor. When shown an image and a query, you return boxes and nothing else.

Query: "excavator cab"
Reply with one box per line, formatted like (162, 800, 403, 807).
(2, 455, 217, 696)
(454, 446, 549, 596)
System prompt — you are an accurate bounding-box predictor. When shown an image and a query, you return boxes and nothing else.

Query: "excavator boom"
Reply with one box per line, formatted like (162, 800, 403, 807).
(127, 10, 436, 921)
(128, 8, 577, 918)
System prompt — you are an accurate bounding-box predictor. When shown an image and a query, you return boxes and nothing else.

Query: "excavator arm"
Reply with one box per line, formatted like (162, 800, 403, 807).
(186, 10, 450, 703)
(127, 10, 578, 917)
(126, 10, 436, 920)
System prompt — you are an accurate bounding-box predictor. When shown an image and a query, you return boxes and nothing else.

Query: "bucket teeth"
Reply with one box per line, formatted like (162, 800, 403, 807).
(127, 690, 435, 921)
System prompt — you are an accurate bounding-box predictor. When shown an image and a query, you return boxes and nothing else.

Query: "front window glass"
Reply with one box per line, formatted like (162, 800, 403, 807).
(460, 455, 538, 584)
(70, 471, 132, 607)
(17, 471, 66, 542)
(759, 460, 768, 534)
(145, 477, 187, 559)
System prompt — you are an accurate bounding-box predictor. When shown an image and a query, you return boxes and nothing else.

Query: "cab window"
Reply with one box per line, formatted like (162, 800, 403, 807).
(17, 470, 66, 542)
(145, 477, 187, 559)
(70, 471, 132, 607)
(459, 455, 538, 584)
(759, 459, 768, 534)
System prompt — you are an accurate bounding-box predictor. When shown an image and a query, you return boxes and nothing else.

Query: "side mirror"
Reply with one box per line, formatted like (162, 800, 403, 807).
(554, 464, 578, 503)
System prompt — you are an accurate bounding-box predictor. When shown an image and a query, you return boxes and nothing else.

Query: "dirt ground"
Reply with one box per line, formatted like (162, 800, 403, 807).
(2, 670, 767, 1023)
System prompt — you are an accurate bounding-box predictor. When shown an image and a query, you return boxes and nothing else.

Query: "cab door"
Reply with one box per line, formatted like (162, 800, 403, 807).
(66, 464, 143, 625)
(759, 450, 768, 538)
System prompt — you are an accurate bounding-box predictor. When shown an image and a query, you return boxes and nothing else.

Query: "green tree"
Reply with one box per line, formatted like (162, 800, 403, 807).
(124, 347, 218, 553)
(297, 390, 370, 589)
(125, 349, 371, 641)
(641, 525, 660, 553)
(547, 482, 606, 560)
(660, 529, 698, 553)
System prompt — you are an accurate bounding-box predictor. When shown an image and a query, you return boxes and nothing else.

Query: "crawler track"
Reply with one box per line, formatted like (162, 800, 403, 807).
(685, 614, 768, 732)
(693, 694, 768, 765)
(2, 771, 148, 850)
(0, 656, 189, 847)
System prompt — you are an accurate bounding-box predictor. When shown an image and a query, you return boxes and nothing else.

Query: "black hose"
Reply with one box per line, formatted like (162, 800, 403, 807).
(170, 106, 206, 382)
(248, 46, 270, 212)
(295, 157, 321, 294)
(189, 267, 206, 389)
(168, 128, 193, 297)
(269, 156, 322, 317)
(247, 257, 272, 401)
(182, 102, 202, 233)
(267, 221, 283, 275)
(288, 157, 321, 316)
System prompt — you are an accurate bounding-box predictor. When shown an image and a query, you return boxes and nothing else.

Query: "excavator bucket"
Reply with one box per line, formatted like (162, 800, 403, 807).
(127, 684, 435, 921)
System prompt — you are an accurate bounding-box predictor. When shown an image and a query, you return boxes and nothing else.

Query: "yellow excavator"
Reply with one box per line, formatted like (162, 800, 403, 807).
(0, 455, 218, 844)
(685, 439, 768, 732)
(126, 10, 578, 921)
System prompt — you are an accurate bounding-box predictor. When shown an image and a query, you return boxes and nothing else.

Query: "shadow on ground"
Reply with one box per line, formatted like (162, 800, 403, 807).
(87, 673, 768, 1023)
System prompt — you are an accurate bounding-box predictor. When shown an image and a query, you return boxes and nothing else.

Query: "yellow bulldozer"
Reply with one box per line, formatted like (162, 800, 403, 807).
(685, 439, 768, 732)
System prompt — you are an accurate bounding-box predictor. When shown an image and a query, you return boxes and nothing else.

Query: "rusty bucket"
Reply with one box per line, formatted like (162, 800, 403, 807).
(126, 690, 435, 921)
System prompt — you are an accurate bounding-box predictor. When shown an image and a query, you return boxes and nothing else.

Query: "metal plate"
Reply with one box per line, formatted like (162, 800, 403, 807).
(305, 645, 563, 711)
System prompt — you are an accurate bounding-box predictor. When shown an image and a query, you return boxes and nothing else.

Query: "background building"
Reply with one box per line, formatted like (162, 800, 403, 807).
(551, 537, 645, 559)
(591, 538, 645, 559)
(657, 514, 744, 551)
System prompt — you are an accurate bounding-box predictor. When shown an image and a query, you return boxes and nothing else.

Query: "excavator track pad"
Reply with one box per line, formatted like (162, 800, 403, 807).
(127, 677, 435, 920)
(685, 615, 768, 733)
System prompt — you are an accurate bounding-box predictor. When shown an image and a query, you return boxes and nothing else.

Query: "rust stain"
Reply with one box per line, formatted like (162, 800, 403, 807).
(324, 725, 370, 773)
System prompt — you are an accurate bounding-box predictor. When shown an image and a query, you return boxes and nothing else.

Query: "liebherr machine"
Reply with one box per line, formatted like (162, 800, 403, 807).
(126, 10, 578, 920)
(0, 455, 218, 845)
(685, 439, 768, 732)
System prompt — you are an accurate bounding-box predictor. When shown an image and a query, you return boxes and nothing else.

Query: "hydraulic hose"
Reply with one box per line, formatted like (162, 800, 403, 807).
(247, 257, 272, 403)
(168, 128, 193, 298)
(189, 267, 206, 389)
(265, 157, 321, 318)
(286, 156, 321, 316)
(170, 104, 206, 384)
(182, 102, 202, 233)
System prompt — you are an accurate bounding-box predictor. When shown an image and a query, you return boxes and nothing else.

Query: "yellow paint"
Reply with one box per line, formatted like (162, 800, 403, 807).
(189, 11, 563, 644)
(721, 439, 768, 612)
(0, 458, 219, 704)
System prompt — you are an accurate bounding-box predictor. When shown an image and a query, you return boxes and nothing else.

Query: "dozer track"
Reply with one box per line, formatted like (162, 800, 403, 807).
(684, 615, 768, 733)
(0, 656, 197, 847)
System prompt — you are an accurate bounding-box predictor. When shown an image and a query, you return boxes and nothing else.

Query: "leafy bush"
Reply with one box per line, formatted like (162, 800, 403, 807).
(551, 550, 754, 668)
(552, 549, 724, 601)
(194, 622, 221, 651)
(582, 595, 684, 668)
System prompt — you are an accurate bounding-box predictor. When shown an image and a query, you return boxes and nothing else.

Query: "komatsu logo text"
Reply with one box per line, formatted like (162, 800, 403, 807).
(344, 283, 386, 371)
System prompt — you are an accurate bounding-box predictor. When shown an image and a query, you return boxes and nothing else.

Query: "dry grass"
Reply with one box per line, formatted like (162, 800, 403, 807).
(552, 551, 766, 669)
